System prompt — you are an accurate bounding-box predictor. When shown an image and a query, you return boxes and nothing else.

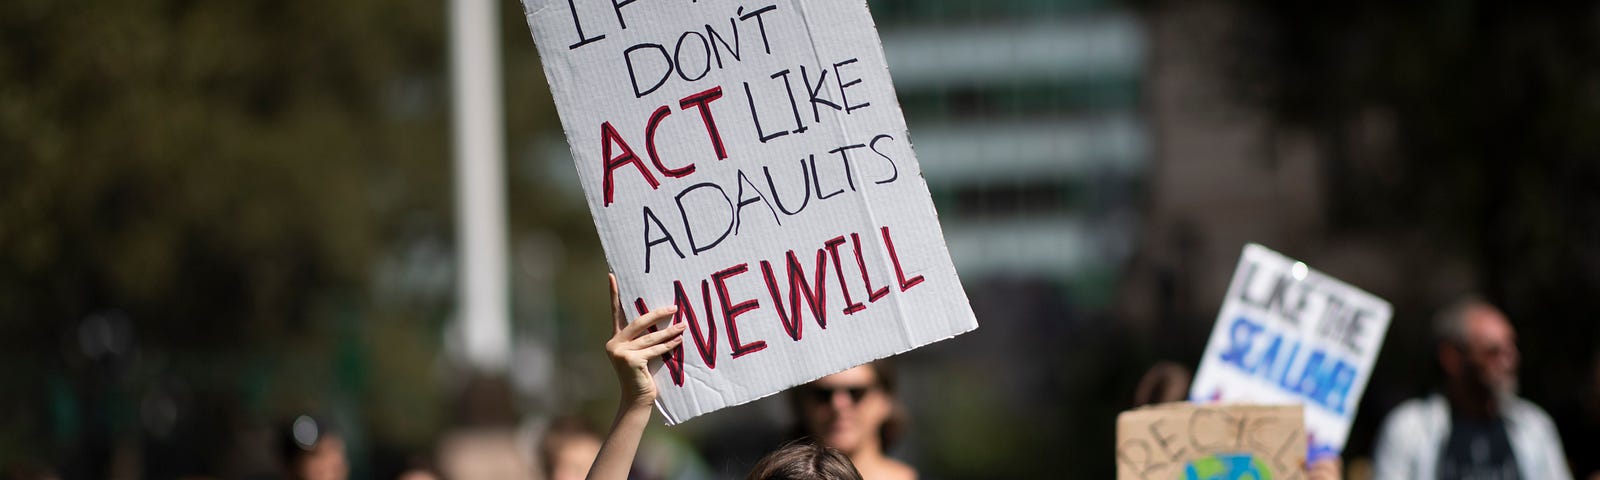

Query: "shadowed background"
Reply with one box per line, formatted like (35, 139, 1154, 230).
(2, 0, 1598, 478)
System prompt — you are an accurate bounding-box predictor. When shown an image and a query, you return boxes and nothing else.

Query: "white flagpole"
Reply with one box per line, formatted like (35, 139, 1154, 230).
(449, 0, 510, 373)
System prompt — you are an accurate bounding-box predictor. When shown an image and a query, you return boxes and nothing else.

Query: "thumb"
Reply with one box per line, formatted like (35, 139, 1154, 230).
(609, 273, 626, 334)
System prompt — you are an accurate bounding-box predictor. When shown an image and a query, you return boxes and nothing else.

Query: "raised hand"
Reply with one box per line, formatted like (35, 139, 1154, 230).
(605, 274, 686, 408)
(589, 274, 687, 480)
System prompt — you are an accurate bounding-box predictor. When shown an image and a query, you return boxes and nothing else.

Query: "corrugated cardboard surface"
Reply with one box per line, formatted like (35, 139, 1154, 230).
(521, 0, 977, 424)
(1116, 403, 1307, 480)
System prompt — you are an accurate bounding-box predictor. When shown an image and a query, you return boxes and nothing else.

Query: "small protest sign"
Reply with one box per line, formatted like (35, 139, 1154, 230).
(1190, 244, 1392, 459)
(520, 0, 978, 423)
(1116, 403, 1307, 480)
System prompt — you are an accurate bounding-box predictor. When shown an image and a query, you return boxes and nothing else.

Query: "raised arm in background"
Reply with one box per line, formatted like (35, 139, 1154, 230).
(586, 274, 685, 480)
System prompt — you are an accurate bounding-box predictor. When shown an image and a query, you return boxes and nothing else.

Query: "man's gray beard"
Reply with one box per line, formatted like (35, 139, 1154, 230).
(1492, 377, 1519, 413)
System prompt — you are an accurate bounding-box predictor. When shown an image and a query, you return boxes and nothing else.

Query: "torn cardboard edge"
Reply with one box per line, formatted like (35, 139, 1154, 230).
(521, 0, 978, 424)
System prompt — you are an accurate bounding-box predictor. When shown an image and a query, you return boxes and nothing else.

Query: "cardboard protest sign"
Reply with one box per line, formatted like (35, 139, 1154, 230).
(1116, 403, 1307, 480)
(520, 0, 978, 423)
(1190, 244, 1392, 459)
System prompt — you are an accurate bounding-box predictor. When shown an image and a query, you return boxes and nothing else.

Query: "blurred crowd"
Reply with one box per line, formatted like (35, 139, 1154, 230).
(4, 0, 1598, 479)
(8, 291, 1596, 480)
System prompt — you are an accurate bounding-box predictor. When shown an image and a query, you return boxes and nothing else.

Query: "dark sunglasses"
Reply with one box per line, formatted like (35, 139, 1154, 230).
(801, 385, 875, 405)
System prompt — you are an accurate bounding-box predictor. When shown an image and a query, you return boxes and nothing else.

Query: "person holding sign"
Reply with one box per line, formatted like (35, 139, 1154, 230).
(1372, 297, 1572, 480)
(591, 274, 863, 480)
(522, 0, 978, 426)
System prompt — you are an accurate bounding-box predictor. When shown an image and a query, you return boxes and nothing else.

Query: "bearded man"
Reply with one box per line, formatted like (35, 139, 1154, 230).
(1372, 297, 1571, 480)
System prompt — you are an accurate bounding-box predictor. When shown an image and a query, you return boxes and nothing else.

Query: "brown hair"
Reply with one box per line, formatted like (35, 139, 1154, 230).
(539, 415, 601, 478)
(746, 440, 864, 480)
(1132, 361, 1192, 407)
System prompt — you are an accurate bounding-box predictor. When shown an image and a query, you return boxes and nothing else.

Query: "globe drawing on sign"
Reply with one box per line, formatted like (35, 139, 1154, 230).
(1182, 453, 1274, 480)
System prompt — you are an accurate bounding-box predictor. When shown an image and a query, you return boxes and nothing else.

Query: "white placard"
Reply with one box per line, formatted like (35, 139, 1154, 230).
(521, 0, 978, 424)
(1191, 244, 1392, 459)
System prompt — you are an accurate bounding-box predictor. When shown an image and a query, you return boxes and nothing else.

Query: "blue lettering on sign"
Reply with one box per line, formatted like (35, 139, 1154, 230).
(1219, 316, 1263, 365)
(1218, 316, 1359, 415)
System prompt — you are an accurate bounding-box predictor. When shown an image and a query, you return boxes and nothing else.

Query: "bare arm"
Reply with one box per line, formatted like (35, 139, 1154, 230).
(587, 274, 685, 480)
(1307, 457, 1342, 480)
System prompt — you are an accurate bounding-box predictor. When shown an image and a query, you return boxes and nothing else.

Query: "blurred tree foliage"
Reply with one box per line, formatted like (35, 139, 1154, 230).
(1219, 1, 1600, 326)
(1226, 1, 1600, 240)
(0, 0, 596, 473)
(1217, 0, 1600, 457)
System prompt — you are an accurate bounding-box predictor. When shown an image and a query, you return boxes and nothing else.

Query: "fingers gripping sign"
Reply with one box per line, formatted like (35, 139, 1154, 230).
(590, 274, 688, 480)
(607, 274, 686, 409)
(526, 0, 980, 424)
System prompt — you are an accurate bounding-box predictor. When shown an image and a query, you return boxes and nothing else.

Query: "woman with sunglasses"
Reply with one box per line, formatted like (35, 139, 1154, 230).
(590, 275, 863, 480)
(791, 362, 915, 480)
